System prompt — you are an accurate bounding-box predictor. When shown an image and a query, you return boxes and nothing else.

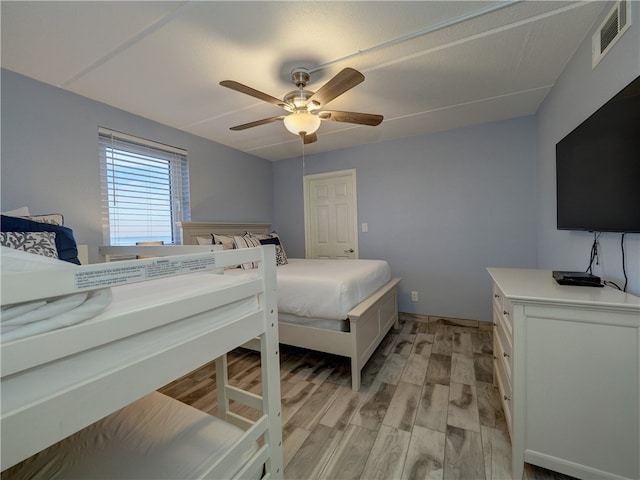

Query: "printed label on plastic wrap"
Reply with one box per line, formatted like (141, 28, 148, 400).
(74, 256, 217, 289)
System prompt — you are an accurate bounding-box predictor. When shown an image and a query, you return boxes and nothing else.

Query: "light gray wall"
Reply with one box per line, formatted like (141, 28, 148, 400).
(273, 117, 538, 322)
(536, 5, 640, 296)
(1, 69, 273, 263)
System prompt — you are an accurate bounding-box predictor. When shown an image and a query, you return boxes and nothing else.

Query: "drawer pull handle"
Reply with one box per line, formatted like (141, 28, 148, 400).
(503, 310, 509, 316)
(494, 294, 500, 298)
(504, 394, 511, 401)
(503, 352, 510, 358)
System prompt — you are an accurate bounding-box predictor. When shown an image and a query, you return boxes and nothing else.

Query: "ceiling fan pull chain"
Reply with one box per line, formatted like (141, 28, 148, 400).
(302, 138, 306, 177)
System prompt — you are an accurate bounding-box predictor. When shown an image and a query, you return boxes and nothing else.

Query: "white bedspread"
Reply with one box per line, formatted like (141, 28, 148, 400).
(229, 258, 391, 320)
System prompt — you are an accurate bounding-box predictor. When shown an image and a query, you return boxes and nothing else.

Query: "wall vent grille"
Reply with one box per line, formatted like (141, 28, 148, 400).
(593, 0, 632, 68)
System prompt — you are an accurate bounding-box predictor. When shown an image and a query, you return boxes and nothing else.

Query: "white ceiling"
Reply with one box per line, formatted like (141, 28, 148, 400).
(1, 1, 606, 161)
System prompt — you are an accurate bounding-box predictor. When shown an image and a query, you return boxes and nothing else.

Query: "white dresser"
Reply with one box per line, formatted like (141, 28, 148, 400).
(487, 268, 640, 480)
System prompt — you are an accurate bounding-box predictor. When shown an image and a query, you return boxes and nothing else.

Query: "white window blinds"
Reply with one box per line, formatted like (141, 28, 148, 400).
(98, 128, 190, 245)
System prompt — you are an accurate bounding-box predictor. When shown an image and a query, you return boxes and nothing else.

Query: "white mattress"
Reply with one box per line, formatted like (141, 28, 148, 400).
(2, 392, 261, 479)
(2, 270, 260, 377)
(228, 258, 391, 320)
(1, 247, 258, 344)
(1, 247, 113, 343)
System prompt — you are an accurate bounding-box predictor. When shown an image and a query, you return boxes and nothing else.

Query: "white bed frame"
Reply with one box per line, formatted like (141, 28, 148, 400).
(179, 222, 401, 391)
(1, 245, 284, 479)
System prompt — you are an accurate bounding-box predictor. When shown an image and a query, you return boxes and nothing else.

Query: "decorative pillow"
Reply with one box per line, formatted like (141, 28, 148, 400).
(268, 232, 288, 262)
(23, 213, 64, 226)
(213, 234, 235, 250)
(259, 237, 288, 266)
(0, 215, 80, 265)
(250, 231, 289, 265)
(0, 231, 59, 259)
(211, 233, 242, 269)
(196, 235, 213, 245)
(233, 234, 262, 269)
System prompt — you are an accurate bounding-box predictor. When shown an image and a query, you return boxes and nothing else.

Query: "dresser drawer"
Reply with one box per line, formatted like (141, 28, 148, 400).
(494, 321, 512, 384)
(493, 283, 513, 333)
(492, 283, 504, 311)
(494, 313, 512, 371)
(502, 297, 513, 332)
(494, 345, 513, 438)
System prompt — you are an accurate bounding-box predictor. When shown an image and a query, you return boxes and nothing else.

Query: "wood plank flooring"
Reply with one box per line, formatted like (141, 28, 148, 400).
(159, 314, 577, 480)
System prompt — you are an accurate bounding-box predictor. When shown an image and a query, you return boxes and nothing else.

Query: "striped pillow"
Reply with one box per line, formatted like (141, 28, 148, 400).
(233, 234, 261, 269)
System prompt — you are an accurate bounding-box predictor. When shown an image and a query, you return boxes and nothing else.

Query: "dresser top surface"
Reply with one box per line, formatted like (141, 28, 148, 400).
(487, 268, 640, 310)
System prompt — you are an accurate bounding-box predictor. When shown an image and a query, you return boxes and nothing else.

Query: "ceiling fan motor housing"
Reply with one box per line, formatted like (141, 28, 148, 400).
(291, 67, 311, 88)
(283, 89, 317, 111)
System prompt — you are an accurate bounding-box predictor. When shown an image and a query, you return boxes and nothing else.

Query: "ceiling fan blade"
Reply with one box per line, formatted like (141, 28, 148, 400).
(307, 68, 364, 107)
(220, 80, 288, 109)
(303, 132, 318, 144)
(318, 110, 383, 126)
(229, 116, 285, 131)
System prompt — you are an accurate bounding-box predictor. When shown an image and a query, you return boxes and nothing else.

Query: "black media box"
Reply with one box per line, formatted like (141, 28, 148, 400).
(552, 271, 603, 287)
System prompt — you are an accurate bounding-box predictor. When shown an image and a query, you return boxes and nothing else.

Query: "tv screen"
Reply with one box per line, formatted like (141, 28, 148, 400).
(556, 75, 640, 233)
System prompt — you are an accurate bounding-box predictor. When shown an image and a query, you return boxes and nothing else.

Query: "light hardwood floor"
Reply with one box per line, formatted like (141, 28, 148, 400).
(159, 314, 577, 480)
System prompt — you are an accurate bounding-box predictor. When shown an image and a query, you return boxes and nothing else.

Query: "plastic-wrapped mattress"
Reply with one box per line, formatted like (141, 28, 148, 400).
(1, 247, 112, 342)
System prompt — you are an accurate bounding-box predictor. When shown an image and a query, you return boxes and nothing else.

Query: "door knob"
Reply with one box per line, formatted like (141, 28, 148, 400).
(345, 248, 354, 253)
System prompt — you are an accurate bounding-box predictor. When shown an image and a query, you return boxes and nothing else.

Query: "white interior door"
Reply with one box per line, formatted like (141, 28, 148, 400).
(304, 169, 358, 259)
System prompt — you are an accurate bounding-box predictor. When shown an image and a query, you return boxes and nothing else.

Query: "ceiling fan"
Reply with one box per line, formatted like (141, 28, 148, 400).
(220, 67, 383, 144)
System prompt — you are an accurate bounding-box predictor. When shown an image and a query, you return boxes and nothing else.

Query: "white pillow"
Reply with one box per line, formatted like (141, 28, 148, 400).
(213, 234, 235, 250)
(196, 236, 213, 245)
(2, 206, 30, 217)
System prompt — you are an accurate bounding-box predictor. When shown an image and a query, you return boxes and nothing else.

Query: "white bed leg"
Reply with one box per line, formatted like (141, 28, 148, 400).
(350, 358, 361, 391)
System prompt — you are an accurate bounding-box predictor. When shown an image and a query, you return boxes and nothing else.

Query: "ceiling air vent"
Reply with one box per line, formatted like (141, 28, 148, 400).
(592, 0, 632, 68)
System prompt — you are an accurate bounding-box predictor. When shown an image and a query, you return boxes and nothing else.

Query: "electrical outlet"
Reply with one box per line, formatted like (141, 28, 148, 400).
(362, 223, 368, 233)
(411, 291, 419, 302)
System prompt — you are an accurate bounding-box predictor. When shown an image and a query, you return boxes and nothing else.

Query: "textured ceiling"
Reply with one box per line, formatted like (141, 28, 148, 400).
(1, 1, 606, 161)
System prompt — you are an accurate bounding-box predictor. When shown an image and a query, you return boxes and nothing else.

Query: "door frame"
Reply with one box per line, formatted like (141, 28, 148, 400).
(303, 168, 359, 259)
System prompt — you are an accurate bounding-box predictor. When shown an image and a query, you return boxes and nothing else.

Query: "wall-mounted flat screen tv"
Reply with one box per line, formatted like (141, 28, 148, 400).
(556, 75, 640, 233)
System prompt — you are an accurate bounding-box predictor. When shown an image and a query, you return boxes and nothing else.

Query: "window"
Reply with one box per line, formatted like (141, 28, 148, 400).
(99, 128, 190, 245)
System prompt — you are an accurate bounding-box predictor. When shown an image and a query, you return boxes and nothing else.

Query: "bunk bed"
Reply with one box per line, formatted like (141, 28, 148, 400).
(1, 244, 284, 479)
(178, 222, 401, 391)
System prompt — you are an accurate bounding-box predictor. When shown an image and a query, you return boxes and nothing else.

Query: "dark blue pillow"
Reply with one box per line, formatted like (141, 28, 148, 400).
(1, 215, 81, 264)
(259, 237, 280, 246)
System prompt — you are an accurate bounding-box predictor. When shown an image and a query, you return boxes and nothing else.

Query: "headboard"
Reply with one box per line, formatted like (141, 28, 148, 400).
(177, 222, 271, 245)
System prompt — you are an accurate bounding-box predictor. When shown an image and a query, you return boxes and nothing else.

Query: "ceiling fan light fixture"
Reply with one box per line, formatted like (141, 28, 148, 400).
(283, 111, 321, 136)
